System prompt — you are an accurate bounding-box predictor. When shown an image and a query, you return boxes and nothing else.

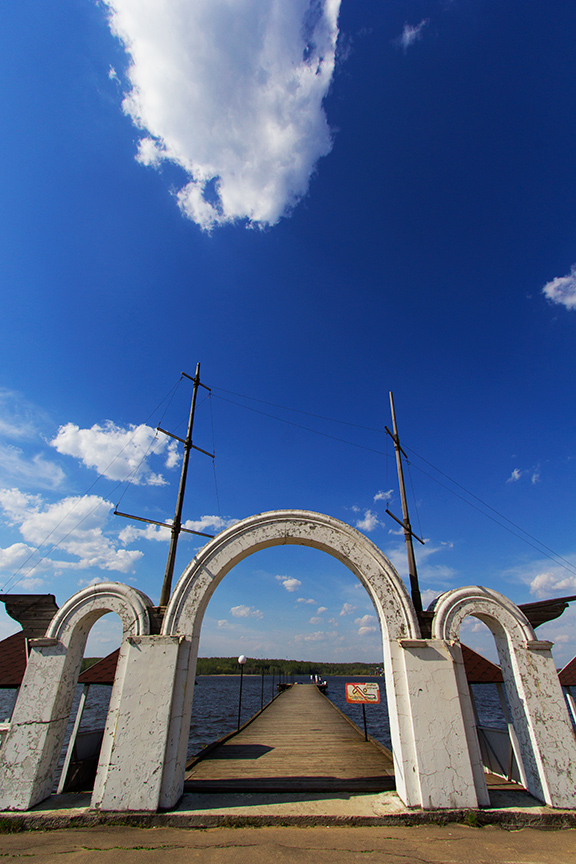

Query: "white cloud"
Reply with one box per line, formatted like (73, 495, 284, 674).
(529, 571, 576, 599)
(395, 19, 428, 52)
(0, 542, 38, 572)
(355, 613, 378, 636)
(51, 421, 179, 486)
(78, 575, 110, 587)
(421, 588, 442, 608)
(0, 488, 142, 574)
(103, 0, 341, 230)
(339, 602, 355, 616)
(354, 614, 376, 627)
(0, 389, 46, 440)
(294, 630, 342, 643)
(355, 509, 380, 532)
(374, 489, 393, 502)
(542, 265, 576, 310)
(309, 616, 323, 624)
(297, 597, 316, 605)
(506, 465, 541, 485)
(384, 539, 456, 590)
(317, 606, 327, 613)
(118, 514, 233, 544)
(230, 604, 263, 619)
(0, 444, 65, 490)
(217, 619, 229, 628)
(276, 575, 302, 592)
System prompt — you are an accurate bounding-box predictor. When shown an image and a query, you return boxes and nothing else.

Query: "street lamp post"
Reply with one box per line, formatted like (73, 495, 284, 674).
(237, 655, 247, 731)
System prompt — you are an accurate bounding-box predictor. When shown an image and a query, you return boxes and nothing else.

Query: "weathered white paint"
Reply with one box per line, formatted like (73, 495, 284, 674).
(2, 514, 574, 814)
(157, 510, 483, 811)
(0, 584, 153, 811)
(91, 634, 185, 811)
(432, 586, 576, 808)
(397, 638, 487, 809)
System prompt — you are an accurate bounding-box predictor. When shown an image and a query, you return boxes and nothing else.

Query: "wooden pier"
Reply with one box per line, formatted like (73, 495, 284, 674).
(184, 683, 395, 793)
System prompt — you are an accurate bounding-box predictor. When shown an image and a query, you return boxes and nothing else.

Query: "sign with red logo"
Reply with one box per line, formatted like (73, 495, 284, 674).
(345, 682, 380, 704)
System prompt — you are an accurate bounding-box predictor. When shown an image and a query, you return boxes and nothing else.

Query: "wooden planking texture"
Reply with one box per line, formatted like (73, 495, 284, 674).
(184, 683, 395, 793)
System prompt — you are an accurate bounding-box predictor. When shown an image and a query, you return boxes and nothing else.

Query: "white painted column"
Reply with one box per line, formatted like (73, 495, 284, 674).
(91, 635, 183, 812)
(381, 638, 421, 808)
(0, 637, 84, 811)
(159, 637, 195, 809)
(398, 639, 480, 810)
(502, 640, 576, 808)
(448, 641, 490, 806)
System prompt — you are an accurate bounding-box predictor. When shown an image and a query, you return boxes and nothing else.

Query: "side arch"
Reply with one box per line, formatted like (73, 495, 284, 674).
(0, 583, 154, 811)
(46, 582, 152, 645)
(433, 586, 576, 808)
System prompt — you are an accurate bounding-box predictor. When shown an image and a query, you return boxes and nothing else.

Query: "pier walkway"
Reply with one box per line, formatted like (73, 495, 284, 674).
(184, 683, 395, 793)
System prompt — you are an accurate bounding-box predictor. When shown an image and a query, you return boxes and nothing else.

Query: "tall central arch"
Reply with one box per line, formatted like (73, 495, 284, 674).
(153, 510, 472, 810)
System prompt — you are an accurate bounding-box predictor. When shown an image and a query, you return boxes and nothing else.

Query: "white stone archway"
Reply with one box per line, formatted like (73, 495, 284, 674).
(150, 510, 480, 811)
(0, 583, 154, 811)
(432, 586, 576, 808)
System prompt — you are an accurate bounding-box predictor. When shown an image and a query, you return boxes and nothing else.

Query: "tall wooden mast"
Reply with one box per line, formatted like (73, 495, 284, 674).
(115, 363, 215, 608)
(385, 392, 424, 617)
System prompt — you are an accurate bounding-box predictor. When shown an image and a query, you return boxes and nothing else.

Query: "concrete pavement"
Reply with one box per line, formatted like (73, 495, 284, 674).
(0, 824, 575, 864)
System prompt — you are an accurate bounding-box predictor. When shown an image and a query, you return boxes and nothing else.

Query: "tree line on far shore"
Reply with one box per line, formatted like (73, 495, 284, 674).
(79, 655, 384, 676)
(195, 657, 383, 676)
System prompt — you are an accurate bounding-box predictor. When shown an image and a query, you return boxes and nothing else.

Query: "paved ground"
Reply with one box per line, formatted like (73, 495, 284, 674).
(0, 824, 575, 864)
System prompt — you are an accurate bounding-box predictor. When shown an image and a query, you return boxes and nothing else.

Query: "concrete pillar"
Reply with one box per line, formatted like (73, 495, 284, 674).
(0, 636, 83, 810)
(398, 639, 482, 809)
(91, 635, 183, 812)
(500, 638, 576, 808)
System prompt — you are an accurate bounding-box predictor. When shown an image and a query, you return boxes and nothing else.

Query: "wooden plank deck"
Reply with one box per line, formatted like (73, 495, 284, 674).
(184, 683, 396, 793)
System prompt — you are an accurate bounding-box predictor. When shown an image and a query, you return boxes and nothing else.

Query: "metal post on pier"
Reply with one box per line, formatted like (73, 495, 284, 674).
(237, 654, 247, 730)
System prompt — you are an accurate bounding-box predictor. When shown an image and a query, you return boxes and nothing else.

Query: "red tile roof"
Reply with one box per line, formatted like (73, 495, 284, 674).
(461, 643, 503, 683)
(0, 632, 27, 688)
(559, 656, 576, 686)
(78, 648, 119, 685)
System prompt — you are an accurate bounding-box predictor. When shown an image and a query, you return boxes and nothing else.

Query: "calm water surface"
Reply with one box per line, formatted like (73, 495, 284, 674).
(0, 673, 509, 767)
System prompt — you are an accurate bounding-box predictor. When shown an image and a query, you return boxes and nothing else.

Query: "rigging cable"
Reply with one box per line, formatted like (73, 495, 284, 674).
(209, 393, 222, 518)
(211, 390, 576, 579)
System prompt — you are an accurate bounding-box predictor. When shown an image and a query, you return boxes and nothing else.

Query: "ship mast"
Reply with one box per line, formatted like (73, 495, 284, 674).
(115, 363, 215, 608)
(384, 392, 424, 618)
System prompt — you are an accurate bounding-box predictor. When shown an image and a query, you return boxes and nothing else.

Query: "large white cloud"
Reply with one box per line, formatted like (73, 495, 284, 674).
(51, 421, 178, 486)
(0, 488, 142, 574)
(542, 265, 576, 310)
(103, 0, 341, 229)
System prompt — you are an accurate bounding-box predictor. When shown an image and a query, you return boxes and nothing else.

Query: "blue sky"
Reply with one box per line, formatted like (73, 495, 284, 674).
(2, 0, 576, 665)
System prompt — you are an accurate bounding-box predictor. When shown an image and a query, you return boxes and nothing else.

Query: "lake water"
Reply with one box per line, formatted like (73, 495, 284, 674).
(0, 673, 509, 777)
